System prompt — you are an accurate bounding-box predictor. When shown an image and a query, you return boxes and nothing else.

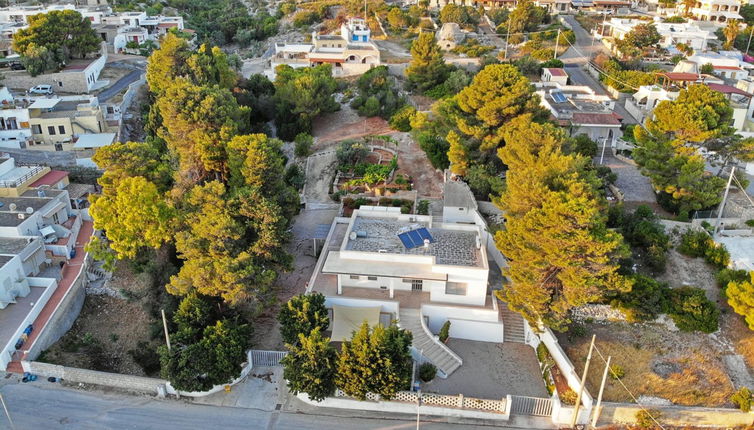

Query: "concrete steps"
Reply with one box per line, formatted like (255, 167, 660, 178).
(499, 302, 526, 343)
(399, 308, 462, 377)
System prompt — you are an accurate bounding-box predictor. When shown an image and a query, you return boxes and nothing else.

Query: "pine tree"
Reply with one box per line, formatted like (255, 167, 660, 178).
(633, 84, 732, 214)
(281, 328, 337, 401)
(336, 323, 413, 400)
(405, 31, 448, 92)
(494, 116, 628, 329)
(278, 293, 330, 346)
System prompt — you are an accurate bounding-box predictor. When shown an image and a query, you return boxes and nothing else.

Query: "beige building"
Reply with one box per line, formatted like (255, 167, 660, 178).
(26, 97, 106, 150)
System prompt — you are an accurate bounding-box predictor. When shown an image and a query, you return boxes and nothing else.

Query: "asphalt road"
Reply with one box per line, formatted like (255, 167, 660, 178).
(97, 69, 143, 103)
(0, 384, 547, 430)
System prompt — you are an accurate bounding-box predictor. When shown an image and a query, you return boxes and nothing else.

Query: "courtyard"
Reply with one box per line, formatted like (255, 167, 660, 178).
(424, 339, 548, 400)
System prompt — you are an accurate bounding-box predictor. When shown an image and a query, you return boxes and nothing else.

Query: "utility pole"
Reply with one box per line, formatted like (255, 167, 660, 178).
(571, 334, 595, 428)
(747, 25, 754, 54)
(503, 13, 512, 60)
(416, 390, 422, 430)
(161, 309, 171, 352)
(554, 28, 561, 59)
(599, 136, 608, 165)
(714, 166, 736, 236)
(590, 355, 611, 429)
(0, 394, 15, 430)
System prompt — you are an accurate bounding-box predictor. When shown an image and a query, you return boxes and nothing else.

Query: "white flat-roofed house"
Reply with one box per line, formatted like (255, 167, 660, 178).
(309, 180, 513, 378)
(683, 0, 742, 23)
(536, 81, 624, 148)
(269, 18, 381, 79)
(603, 17, 716, 52)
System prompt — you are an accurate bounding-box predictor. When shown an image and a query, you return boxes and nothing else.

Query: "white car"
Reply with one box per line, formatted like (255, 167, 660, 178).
(28, 85, 53, 95)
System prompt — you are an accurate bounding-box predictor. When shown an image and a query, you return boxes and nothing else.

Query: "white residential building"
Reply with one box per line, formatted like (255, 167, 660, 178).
(0, 156, 94, 372)
(308, 182, 510, 378)
(678, 52, 751, 80)
(604, 17, 716, 52)
(682, 0, 742, 23)
(535, 79, 623, 147)
(269, 18, 380, 79)
(0, 87, 32, 150)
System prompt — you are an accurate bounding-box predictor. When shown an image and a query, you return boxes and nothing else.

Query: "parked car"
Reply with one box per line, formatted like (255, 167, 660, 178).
(28, 85, 53, 95)
(9, 62, 24, 71)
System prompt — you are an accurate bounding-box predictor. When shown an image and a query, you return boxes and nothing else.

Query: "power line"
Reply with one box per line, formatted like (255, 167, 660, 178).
(591, 344, 667, 430)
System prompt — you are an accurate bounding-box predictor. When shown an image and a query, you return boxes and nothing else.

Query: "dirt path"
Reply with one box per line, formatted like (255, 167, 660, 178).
(251, 209, 338, 350)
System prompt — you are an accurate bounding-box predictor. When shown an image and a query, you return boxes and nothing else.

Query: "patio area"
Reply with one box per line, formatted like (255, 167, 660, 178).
(423, 339, 548, 400)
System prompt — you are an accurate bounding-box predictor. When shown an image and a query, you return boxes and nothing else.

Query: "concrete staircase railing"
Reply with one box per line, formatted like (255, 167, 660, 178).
(399, 308, 462, 377)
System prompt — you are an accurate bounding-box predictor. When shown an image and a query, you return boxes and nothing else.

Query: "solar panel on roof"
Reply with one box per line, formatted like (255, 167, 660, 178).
(397, 227, 435, 249)
(552, 92, 567, 103)
(398, 233, 414, 249)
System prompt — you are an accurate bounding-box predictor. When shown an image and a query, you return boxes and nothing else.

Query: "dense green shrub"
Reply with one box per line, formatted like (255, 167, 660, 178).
(704, 244, 730, 269)
(731, 386, 752, 412)
(294, 133, 313, 157)
(716, 268, 749, 289)
(389, 105, 417, 132)
(416, 133, 450, 170)
(678, 229, 711, 258)
(419, 362, 437, 382)
(617, 205, 671, 272)
(609, 364, 625, 380)
(635, 409, 662, 429)
(667, 286, 719, 333)
(438, 320, 451, 342)
(610, 275, 670, 322)
(417, 200, 430, 215)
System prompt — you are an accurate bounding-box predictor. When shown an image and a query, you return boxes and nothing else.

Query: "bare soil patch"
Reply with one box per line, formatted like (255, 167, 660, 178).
(39, 257, 171, 377)
(312, 105, 393, 147)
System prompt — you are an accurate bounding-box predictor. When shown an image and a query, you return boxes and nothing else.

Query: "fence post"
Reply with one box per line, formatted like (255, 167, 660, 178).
(458, 393, 464, 408)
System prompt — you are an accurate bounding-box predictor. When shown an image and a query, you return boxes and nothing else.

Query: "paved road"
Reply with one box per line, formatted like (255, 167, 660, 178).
(98, 69, 143, 103)
(558, 15, 609, 65)
(0, 384, 550, 430)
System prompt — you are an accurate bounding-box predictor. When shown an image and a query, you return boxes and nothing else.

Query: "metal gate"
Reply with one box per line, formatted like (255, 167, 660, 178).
(510, 395, 553, 416)
(249, 350, 288, 367)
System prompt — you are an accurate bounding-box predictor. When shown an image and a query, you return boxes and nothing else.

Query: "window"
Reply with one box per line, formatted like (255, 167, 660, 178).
(32, 124, 42, 134)
(402, 279, 423, 291)
(349, 275, 360, 280)
(367, 276, 377, 281)
(58, 125, 65, 134)
(58, 82, 63, 87)
(445, 282, 467, 296)
(47, 126, 55, 135)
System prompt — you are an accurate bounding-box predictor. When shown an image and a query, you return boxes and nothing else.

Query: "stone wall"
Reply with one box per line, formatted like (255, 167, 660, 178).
(598, 403, 754, 427)
(25, 261, 88, 360)
(23, 360, 166, 395)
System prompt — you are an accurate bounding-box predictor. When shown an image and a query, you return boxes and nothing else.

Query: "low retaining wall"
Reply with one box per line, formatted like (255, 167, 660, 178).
(598, 403, 754, 427)
(23, 360, 166, 394)
(296, 390, 511, 421)
(25, 262, 88, 360)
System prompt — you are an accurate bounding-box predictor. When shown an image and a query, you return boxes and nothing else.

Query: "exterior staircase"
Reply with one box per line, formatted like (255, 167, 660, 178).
(399, 308, 462, 377)
(499, 301, 527, 343)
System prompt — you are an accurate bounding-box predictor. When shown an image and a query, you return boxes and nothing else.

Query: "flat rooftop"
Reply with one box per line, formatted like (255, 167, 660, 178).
(0, 195, 55, 226)
(0, 254, 12, 269)
(0, 286, 46, 358)
(345, 216, 481, 267)
(0, 237, 31, 255)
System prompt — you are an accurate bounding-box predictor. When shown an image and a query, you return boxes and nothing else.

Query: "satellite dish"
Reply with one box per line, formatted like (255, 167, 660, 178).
(349, 232, 357, 240)
(26, 207, 33, 214)
(9, 203, 17, 211)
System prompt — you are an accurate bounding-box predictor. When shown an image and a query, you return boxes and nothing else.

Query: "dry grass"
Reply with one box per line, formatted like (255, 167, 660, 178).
(560, 323, 734, 406)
